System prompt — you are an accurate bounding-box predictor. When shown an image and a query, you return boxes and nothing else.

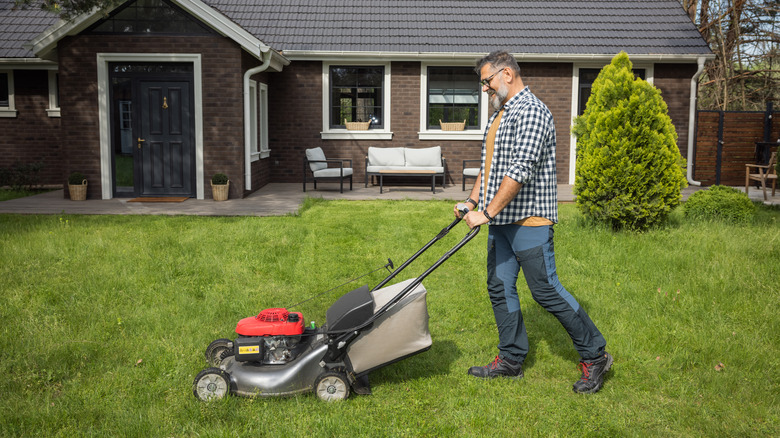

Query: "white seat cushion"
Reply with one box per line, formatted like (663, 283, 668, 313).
(463, 167, 480, 177)
(366, 166, 443, 174)
(305, 147, 328, 172)
(313, 168, 353, 178)
(368, 147, 405, 167)
(405, 146, 441, 167)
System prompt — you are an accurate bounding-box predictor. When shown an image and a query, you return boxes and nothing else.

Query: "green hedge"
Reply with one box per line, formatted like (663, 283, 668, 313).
(684, 185, 756, 222)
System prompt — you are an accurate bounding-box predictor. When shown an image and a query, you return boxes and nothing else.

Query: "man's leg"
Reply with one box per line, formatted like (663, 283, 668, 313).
(467, 225, 526, 379)
(487, 225, 529, 363)
(511, 226, 606, 360)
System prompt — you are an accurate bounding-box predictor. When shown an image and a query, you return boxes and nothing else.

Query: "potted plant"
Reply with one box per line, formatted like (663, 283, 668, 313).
(68, 171, 87, 201)
(211, 173, 229, 201)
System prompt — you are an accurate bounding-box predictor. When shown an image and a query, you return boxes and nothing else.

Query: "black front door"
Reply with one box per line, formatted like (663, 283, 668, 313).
(110, 63, 195, 198)
(138, 80, 194, 196)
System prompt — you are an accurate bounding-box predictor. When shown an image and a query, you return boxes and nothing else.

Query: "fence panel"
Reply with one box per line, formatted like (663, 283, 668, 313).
(694, 110, 778, 186)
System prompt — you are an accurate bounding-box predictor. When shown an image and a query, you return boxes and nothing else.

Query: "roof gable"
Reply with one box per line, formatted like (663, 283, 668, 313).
(0, 0, 278, 62)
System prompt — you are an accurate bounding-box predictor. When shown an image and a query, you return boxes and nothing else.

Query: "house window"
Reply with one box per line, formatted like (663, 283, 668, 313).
(86, 0, 214, 35)
(578, 68, 646, 115)
(0, 71, 15, 117)
(258, 83, 269, 158)
(249, 81, 270, 161)
(427, 67, 480, 130)
(47, 71, 60, 117)
(329, 65, 384, 129)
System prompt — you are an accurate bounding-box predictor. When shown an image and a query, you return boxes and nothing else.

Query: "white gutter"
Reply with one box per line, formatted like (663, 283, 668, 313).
(282, 50, 714, 64)
(687, 57, 707, 186)
(244, 50, 272, 190)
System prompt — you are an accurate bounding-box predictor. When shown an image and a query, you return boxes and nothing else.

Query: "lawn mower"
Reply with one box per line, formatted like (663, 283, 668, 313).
(193, 205, 478, 402)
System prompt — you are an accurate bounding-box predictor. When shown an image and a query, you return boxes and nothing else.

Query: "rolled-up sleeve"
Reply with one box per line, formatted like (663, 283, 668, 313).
(504, 106, 551, 185)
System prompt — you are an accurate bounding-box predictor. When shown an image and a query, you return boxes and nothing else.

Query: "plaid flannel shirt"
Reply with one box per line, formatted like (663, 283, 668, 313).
(479, 87, 559, 224)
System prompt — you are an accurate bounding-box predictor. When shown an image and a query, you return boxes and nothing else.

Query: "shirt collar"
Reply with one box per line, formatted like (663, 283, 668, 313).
(500, 86, 530, 111)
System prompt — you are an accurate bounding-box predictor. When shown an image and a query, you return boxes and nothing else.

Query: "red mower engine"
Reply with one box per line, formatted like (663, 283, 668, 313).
(234, 308, 306, 364)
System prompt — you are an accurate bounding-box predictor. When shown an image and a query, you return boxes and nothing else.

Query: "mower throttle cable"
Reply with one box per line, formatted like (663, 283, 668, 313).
(286, 259, 394, 310)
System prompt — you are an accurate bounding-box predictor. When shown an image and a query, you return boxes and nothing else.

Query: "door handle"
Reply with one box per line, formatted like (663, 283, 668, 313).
(137, 138, 145, 149)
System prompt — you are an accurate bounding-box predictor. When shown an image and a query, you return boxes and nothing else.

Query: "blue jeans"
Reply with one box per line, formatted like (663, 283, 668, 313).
(486, 224, 606, 363)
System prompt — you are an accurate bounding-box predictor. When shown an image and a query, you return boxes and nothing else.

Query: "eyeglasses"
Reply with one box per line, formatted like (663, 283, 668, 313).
(480, 68, 506, 88)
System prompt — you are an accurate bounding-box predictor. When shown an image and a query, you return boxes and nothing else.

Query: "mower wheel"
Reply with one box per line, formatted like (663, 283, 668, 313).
(205, 338, 234, 367)
(193, 367, 232, 401)
(314, 371, 350, 402)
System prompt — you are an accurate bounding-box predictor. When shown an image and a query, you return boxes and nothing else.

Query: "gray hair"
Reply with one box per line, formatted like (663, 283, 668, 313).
(475, 51, 521, 76)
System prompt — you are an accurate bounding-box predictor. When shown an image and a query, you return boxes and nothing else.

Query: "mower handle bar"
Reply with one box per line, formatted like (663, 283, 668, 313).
(371, 204, 471, 292)
(324, 206, 478, 336)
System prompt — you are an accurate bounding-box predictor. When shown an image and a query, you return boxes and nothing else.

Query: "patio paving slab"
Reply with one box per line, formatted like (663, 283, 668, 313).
(0, 183, 775, 217)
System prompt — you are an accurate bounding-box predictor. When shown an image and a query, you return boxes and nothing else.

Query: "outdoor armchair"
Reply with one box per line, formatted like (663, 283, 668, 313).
(745, 151, 777, 201)
(303, 147, 353, 193)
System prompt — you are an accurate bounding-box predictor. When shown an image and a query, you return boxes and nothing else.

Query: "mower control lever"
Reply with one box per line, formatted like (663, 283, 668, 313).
(455, 203, 470, 219)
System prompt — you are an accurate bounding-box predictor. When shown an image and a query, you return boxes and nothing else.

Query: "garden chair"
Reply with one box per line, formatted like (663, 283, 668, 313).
(745, 151, 777, 201)
(462, 159, 480, 191)
(303, 147, 353, 193)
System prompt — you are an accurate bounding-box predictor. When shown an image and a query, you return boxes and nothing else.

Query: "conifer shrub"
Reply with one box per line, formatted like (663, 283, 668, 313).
(572, 52, 687, 231)
(683, 185, 756, 222)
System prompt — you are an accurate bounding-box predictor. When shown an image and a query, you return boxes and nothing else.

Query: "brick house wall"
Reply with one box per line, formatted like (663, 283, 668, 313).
(520, 63, 574, 182)
(654, 63, 697, 158)
(265, 61, 697, 190)
(5, 45, 701, 198)
(0, 70, 61, 185)
(57, 33, 246, 199)
(267, 61, 579, 189)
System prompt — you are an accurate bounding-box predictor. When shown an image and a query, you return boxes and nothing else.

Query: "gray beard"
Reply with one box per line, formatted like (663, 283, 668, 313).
(490, 84, 508, 111)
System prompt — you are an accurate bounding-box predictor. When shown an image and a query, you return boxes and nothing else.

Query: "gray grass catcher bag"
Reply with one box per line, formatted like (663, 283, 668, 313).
(346, 278, 432, 374)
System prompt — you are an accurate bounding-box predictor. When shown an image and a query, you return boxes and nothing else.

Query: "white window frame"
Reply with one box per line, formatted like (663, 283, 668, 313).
(46, 70, 60, 118)
(321, 61, 392, 140)
(569, 63, 653, 183)
(419, 62, 487, 141)
(258, 82, 269, 158)
(249, 80, 259, 160)
(0, 70, 16, 118)
(249, 81, 270, 161)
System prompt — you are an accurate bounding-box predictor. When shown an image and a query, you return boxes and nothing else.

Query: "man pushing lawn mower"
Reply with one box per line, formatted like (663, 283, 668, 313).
(456, 51, 612, 394)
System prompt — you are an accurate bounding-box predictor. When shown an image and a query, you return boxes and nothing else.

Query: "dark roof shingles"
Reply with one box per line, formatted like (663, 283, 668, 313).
(0, 0, 711, 59)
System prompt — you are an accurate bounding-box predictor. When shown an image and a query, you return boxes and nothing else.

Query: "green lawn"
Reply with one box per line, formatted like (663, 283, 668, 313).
(0, 200, 778, 437)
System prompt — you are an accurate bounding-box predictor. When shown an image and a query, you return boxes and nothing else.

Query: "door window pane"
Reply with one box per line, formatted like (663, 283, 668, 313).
(0, 72, 9, 107)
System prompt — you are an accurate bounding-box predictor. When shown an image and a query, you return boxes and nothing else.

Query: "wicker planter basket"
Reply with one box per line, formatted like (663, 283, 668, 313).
(68, 180, 88, 201)
(344, 119, 371, 131)
(211, 181, 230, 201)
(440, 119, 466, 131)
